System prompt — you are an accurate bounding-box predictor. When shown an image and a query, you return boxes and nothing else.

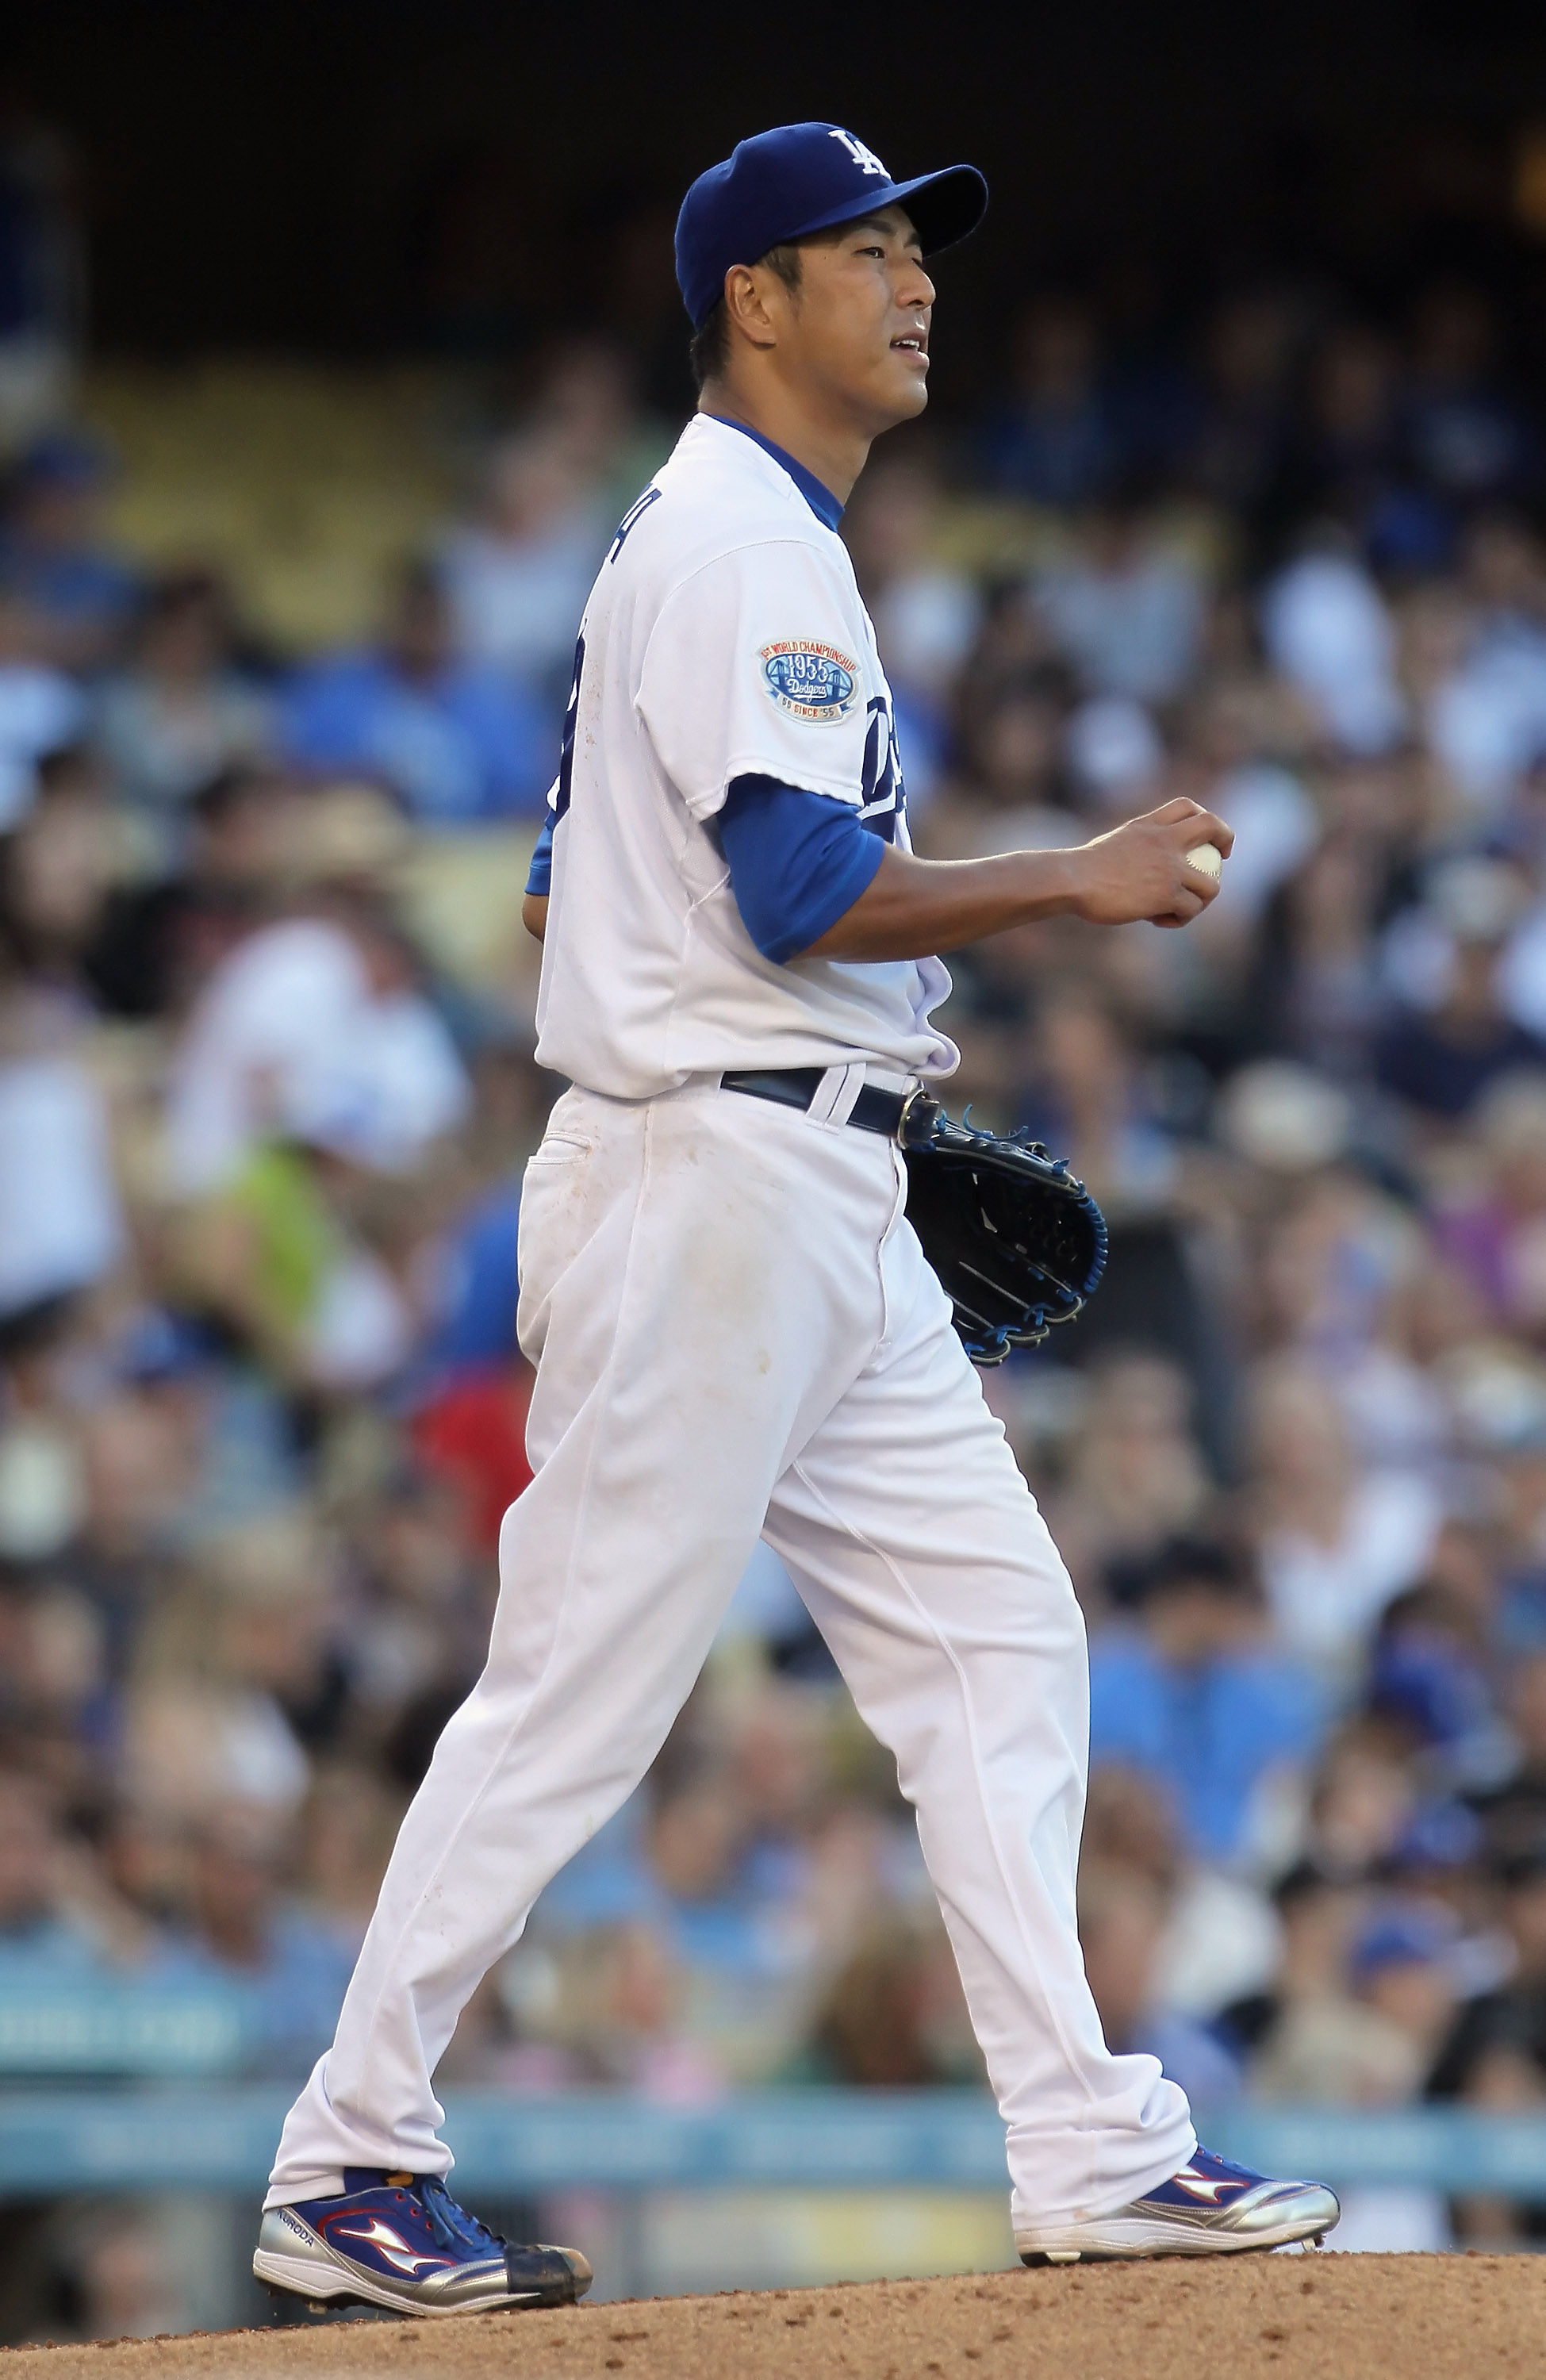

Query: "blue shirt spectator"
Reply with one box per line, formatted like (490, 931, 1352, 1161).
(0, 431, 139, 670)
(281, 559, 552, 824)
(159, 1907, 355, 2077)
(155, 1818, 356, 2078)
(420, 1177, 523, 1376)
(975, 298, 1124, 508)
(1090, 1537, 1327, 1864)
(1401, 283, 1538, 511)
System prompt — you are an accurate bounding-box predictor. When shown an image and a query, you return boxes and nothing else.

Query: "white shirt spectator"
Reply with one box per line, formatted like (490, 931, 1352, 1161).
(1496, 901, 1546, 1038)
(439, 434, 609, 695)
(1260, 551, 1407, 754)
(1065, 694, 1164, 808)
(0, 1052, 124, 1314)
(1425, 622, 1546, 813)
(305, 1250, 414, 1391)
(92, 669, 272, 816)
(1260, 1468, 1443, 1683)
(0, 659, 83, 827)
(1205, 762, 1320, 925)
(870, 567, 983, 702)
(167, 916, 470, 1193)
(1038, 548, 1203, 704)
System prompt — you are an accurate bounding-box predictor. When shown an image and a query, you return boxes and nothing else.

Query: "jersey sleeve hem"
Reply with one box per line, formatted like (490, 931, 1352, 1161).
(686, 754, 865, 823)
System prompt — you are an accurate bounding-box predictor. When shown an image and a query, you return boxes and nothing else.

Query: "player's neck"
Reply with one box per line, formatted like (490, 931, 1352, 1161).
(697, 382, 870, 507)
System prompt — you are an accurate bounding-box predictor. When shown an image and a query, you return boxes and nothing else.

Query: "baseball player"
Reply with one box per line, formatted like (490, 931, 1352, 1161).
(255, 123, 1337, 2316)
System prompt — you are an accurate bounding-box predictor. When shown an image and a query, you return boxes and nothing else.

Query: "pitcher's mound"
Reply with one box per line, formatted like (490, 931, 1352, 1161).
(2, 2254, 1538, 2379)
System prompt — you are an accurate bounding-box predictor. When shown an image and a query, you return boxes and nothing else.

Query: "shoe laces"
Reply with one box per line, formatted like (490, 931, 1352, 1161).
(417, 2177, 504, 2258)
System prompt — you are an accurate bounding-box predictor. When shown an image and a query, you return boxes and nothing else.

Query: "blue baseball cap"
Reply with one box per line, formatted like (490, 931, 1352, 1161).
(1348, 1903, 1459, 1985)
(675, 122, 988, 329)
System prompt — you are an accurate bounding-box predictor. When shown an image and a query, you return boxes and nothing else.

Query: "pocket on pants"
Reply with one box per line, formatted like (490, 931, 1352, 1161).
(525, 1132, 595, 1165)
(516, 1129, 603, 1359)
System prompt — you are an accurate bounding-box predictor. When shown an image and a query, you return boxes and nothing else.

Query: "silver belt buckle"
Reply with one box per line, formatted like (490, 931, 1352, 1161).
(897, 1084, 942, 1150)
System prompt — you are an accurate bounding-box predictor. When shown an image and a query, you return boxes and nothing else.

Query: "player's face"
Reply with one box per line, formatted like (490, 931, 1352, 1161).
(783, 206, 936, 432)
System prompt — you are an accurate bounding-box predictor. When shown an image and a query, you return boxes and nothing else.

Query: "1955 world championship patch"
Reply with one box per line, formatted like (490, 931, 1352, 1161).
(759, 639, 860, 723)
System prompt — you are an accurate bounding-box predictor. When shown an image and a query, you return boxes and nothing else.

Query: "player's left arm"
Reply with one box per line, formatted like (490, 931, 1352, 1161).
(523, 893, 547, 942)
(804, 798, 1232, 956)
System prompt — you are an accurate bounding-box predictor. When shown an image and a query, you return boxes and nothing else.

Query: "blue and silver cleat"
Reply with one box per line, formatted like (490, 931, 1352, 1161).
(1016, 2147, 1340, 2264)
(254, 2168, 592, 2317)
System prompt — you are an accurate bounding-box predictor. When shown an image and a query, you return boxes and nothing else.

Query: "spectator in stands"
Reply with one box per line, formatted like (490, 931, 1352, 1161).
(1402, 282, 1537, 516)
(1429, 1845, 1546, 2240)
(0, 741, 117, 996)
(85, 762, 302, 1020)
(0, 430, 136, 670)
(497, 1917, 728, 2097)
(792, 1910, 984, 2088)
(1433, 1073, 1546, 1337)
(1249, 1360, 1444, 1685)
(164, 784, 468, 1194)
(281, 559, 551, 826)
(1041, 1354, 1215, 1606)
(1089, 1536, 1325, 1865)
(0, 99, 82, 457)
(842, 456, 982, 794)
(1250, 750, 1417, 1069)
(1075, 1857, 1241, 2106)
(439, 428, 609, 716)
(916, 666, 1079, 867)
(170, 1100, 420, 1397)
(1376, 858, 1544, 1122)
(1181, 290, 1297, 528)
(42, 2205, 190, 2344)
(975, 297, 1122, 508)
(525, 336, 675, 522)
(91, 569, 272, 859)
(1258, 1891, 1458, 2248)
(1217, 1860, 1361, 2059)
(1350, 1902, 1461, 2077)
(0, 1769, 117, 1980)
(0, 585, 83, 827)
(157, 1802, 354, 2075)
(1034, 483, 1206, 704)
(0, 1023, 124, 1336)
(1413, 516, 1546, 829)
(1260, 528, 1407, 754)
(1279, 324, 1450, 573)
(1471, 1653, 1546, 1860)
(1175, 677, 1320, 970)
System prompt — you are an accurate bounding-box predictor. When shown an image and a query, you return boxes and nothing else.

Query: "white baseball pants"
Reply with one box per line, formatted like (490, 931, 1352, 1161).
(267, 1076, 1194, 2229)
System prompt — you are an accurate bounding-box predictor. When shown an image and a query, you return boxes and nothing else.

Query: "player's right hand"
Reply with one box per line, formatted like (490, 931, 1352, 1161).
(1065, 798, 1233, 929)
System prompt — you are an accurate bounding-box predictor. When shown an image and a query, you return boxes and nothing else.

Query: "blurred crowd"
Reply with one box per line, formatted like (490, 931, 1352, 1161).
(9, 256, 1546, 2328)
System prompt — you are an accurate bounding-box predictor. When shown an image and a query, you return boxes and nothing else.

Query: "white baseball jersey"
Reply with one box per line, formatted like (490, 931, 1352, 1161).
(532, 413, 959, 1099)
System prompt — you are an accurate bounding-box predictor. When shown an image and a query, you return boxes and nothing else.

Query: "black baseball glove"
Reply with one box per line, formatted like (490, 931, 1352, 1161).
(899, 1094, 1107, 1365)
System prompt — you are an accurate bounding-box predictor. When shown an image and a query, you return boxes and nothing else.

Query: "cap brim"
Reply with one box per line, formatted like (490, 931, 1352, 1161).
(786, 162, 988, 257)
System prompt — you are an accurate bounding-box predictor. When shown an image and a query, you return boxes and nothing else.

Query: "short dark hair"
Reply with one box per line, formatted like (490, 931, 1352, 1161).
(1105, 1534, 1254, 1611)
(689, 241, 804, 393)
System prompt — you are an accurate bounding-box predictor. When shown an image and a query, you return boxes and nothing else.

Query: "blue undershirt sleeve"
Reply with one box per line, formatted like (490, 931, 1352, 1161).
(524, 812, 554, 896)
(719, 774, 884, 964)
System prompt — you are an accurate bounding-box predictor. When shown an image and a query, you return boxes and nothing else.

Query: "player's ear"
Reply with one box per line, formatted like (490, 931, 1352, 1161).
(723, 263, 781, 351)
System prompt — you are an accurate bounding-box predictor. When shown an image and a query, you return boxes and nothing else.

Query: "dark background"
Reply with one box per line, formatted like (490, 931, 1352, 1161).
(11, 0, 1546, 393)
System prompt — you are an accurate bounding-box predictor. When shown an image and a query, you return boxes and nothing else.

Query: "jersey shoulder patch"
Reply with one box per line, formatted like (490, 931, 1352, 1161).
(758, 638, 860, 725)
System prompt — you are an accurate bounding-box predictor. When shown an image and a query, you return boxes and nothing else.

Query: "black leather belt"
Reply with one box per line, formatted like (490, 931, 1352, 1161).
(721, 1065, 907, 1139)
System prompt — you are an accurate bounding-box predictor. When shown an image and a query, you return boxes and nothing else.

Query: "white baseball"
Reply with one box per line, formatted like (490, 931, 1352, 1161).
(1185, 842, 1223, 884)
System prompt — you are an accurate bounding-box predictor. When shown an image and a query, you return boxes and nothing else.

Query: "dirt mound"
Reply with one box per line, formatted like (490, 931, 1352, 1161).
(1, 2254, 1536, 2380)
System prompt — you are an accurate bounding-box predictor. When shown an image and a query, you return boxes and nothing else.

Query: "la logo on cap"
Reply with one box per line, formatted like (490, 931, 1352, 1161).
(830, 129, 889, 178)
